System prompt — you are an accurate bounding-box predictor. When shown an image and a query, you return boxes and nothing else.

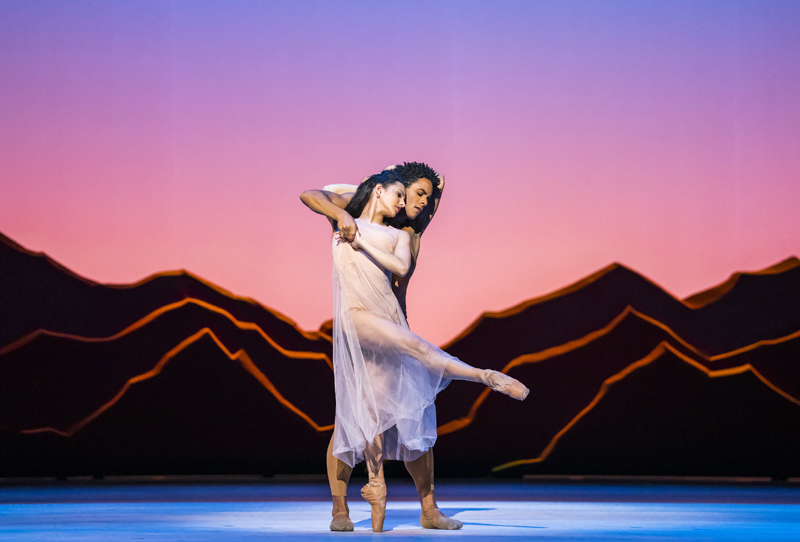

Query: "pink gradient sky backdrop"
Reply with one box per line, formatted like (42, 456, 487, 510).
(2, 1, 799, 344)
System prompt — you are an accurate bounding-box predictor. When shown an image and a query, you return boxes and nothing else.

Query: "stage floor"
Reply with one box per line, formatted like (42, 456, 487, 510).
(1, 478, 800, 541)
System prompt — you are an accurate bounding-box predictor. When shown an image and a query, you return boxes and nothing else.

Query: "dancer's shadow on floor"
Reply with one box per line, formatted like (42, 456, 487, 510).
(354, 507, 546, 531)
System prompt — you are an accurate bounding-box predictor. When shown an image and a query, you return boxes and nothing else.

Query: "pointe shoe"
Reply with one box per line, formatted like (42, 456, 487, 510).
(481, 370, 529, 400)
(420, 509, 463, 530)
(361, 479, 387, 532)
(330, 511, 354, 531)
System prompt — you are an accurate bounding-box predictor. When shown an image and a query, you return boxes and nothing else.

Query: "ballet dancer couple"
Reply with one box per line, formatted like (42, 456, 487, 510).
(300, 163, 528, 533)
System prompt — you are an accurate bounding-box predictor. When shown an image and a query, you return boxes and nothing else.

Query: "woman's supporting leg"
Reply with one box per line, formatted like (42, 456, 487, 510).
(404, 449, 462, 530)
(327, 435, 354, 531)
(362, 433, 387, 532)
(364, 433, 385, 482)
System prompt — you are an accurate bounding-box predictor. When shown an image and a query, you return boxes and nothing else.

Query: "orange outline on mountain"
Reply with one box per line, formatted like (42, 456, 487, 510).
(7, 300, 800, 443)
(440, 257, 799, 350)
(5, 232, 800, 453)
(0, 297, 332, 370)
(20, 328, 334, 437)
(437, 306, 800, 437)
(684, 256, 800, 308)
(0, 232, 328, 343)
(490, 341, 800, 472)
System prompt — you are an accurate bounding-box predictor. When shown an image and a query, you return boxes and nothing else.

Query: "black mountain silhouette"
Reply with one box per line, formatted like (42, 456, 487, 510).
(1, 230, 798, 477)
(440, 259, 800, 371)
(0, 233, 331, 356)
(436, 306, 800, 429)
(0, 300, 334, 435)
(0, 334, 330, 476)
(433, 317, 800, 476)
(513, 346, 800, 477)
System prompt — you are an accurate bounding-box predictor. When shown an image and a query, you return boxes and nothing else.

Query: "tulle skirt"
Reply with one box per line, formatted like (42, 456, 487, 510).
(330, 236, 450, 468)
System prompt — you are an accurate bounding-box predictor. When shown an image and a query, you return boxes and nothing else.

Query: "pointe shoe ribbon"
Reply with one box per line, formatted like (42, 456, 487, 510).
(361, 480, 387, 532)
(481, 370, 529, 401)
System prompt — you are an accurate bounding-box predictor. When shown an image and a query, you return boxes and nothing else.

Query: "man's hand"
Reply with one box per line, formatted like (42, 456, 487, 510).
(337, 212, 359, 242)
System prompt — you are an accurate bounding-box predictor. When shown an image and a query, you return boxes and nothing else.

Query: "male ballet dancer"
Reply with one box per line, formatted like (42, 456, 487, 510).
(300, 162, 461, 531)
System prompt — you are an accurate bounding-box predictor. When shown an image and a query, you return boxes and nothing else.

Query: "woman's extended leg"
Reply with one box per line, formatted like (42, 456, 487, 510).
(350, 310, 528, 399)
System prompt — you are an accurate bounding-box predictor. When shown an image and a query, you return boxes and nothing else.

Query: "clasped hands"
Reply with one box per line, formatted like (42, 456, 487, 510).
(335, 213, 362, 249)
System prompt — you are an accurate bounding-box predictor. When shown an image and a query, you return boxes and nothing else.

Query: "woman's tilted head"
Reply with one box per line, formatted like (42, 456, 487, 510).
(344, 169, 406, 221)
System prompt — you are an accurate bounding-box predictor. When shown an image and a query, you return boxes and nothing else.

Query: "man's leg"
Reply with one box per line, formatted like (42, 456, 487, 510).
(404, 449, 462, 529)
(327, 434, 354, 531)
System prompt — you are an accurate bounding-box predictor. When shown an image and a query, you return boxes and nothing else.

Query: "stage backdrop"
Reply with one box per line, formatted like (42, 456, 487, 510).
(1, 1, 799, 477)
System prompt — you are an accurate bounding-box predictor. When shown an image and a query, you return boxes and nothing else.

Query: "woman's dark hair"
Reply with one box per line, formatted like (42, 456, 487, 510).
(394, 162, 441, 200)
(341, 169, 405, 224)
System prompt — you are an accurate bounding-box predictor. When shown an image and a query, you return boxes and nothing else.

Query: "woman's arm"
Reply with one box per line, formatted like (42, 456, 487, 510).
(299, 189, 358, 241)
(351, 230, 412, 277)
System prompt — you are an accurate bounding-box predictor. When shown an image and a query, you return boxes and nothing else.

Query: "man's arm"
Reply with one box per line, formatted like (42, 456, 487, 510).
(323, 183, 359, 195)
(299, 189, 358, 241)
(414, 173, 445, 235)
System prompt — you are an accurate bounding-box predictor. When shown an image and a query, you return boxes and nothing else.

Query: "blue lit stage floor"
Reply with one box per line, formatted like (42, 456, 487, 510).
(2, 478, 800, 541)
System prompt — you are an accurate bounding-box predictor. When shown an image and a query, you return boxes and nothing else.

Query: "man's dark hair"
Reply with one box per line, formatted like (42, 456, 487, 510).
(386, 162, 441, 231)
(394, 162, 441, 200)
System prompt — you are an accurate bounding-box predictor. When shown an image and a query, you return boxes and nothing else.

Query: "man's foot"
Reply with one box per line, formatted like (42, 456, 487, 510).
(361, 479, 387, 532)
(330, 497, 353, 531)
(420, 509, 463, 530)
(330, 511, 354, 531)
(481, 370, 529, 400)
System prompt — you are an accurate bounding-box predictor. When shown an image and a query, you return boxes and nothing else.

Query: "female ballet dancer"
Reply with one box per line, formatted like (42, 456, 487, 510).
(327, 169, 528, 532)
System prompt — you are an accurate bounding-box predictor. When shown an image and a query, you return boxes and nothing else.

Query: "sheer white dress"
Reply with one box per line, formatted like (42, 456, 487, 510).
(330, 218, 454, 468)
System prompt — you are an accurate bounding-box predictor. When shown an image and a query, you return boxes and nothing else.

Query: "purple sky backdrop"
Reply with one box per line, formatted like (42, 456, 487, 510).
(2, 1, 799, 344)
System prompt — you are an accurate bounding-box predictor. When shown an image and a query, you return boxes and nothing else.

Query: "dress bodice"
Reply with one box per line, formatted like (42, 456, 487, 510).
(353, 218, 399, 255)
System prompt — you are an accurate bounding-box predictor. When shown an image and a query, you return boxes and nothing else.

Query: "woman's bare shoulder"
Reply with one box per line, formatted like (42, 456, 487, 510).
(394, 228, 411, 243)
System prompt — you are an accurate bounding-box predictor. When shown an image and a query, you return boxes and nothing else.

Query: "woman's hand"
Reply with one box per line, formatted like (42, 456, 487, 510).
(349, 230, 363, 251)
(337, 212, 359, 242)
(345, 230, 410, 276)
(334, 227, 361, 249)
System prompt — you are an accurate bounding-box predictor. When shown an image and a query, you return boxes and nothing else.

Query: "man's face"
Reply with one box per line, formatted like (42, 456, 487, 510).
(404, 178, 433, 219)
